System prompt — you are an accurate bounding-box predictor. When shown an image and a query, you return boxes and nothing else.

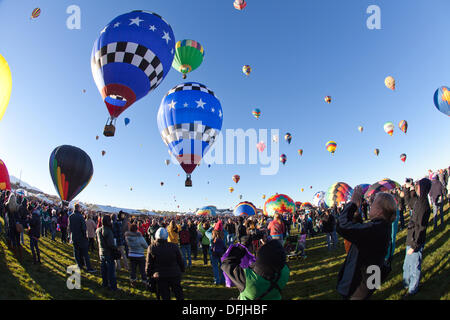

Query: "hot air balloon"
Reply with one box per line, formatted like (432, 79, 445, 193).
(96, 135, 99, 140)
(232, 175, 240, 184)
(325, 96, 332, 104)
(101, 150, 106, 156)
(242, 65, 251, 76)
(157, 82, 223, 187)
(165, 159, 170, 166)
(256, 141, 266, 153)
(295, 202, 302, 209)
(325, 182, 353, 208)
(433, 86, 450, 116)
(326, 141, 337, 155)
(229, 187, 234, 193)
(298, 149, 303, 156)
(384, 122, 394, 136)
(301, 188, 304, 192)
(239, 194, 243, 200)
(124, 118, 130, 126)
(364, 179, 400, 200)
(358, 126, 363, 133)
(130, 187, 133, 191)
(91, 11, 175, 137)
(234, 0, 247, 10)
(31, 8, 41, 19)
(285, 133, 292, 144)
(0, 159, 11, 191)
(234, 201, 256, 216)
(374, 148, 380, 156)
(197, 206, 216, 216)
(385, 76, 396, 90)
(262, 194, 266, 200)
(356, 184, 371, 195)
(312, 191, 325, 207)
(264, 194, 295, 217)
(400, 153, 407, 163)
(49, 145, 93, 203)
(300, 202, 313, 210)
(172, 40, 204, 79)
(82, 89, 86, 93)
(252, 108, 261, 119)
(161, 181, 164, 186)
(280, 154, 287, 165)
(0, 54, 12, 122)
(398, 120, 408, 134)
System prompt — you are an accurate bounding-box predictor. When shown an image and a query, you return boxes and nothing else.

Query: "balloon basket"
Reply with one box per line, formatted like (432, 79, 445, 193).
(185, 175, 192, 187)
(103, 124, 116, 137)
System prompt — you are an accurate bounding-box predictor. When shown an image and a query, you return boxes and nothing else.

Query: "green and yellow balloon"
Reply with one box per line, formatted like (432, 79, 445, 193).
(172, 40, 204, 79)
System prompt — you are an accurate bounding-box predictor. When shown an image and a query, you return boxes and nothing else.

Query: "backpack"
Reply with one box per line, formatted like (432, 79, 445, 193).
(179, 230, 190, 245)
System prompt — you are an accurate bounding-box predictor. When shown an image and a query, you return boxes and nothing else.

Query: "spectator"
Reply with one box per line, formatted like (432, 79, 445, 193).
(125, 223, 149, 287)
(97, 214, 118, 291)
(68, 204, 95, 273)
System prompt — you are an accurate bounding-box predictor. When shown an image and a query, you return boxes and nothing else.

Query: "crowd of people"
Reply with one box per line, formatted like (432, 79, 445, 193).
(0, 166, 448, 300)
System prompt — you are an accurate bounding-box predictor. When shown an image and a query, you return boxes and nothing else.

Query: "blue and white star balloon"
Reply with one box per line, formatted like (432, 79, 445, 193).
(91, 11, 175, 121)
(157, 82, 223, 182)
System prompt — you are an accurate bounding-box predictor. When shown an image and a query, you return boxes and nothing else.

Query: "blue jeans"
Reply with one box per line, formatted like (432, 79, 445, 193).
(226, 233, 235, 247)
(211, 255, 224, 285)
(180, 244, 192, 267)
(326, 231, 337, 250)
(73, 241, 93, 270)
(403, 245, 424, 294)
(100, 256, 117, 290)
(432, 202, 444, 229)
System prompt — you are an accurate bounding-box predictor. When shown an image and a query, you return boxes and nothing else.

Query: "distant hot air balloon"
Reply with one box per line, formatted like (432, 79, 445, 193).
(325, 96, 332, 104)
(161, 182, 164, 186)
(384, 122, 395, 136)
(399, 120, 408, 134)
(264, 194, 295, 217)
(124, 118, 130, 126)
(101, 150, 106, 156)
(242, 65, 251, 76)
(301, 188, 304, 192)
(130, 187, 133, 191)
(385, 76, 396, 90)
(157, 82, 223, 187)
(0, 159, 11, 191)
(400, 153, 407, 163)
(285, 133, 292, 144)
(172, 40, 204, 79)
(165, 159, 170, 166)
(433, 86, 450, 116)
(239, 195, 243, 200)
(252, 108, 261, 119)
(358, 126, 363, 133)
(262, 194, 266, 200)
(233, 175, 240, 184)
(96, 136, 99, 140)
(92, 11, 175, 137)
(0, 54, 12, 122)
(298, 149, 303, 156)
(82, 89, 86, 93)
(229, 187, 234, 193)
(280, 154, 287, 165)
(325, 182, 353, 208)
(326, 141, 337, 155)
(234, 0, 247, 10)
(374, 148, 380, 156)
(31, 8, 41, 19)
(49, 145, 93, 203)
(256, 141, 266, 153)
(272, 135, 279, 143)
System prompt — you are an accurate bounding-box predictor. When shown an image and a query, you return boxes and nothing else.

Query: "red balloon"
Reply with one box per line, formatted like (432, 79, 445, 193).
(0, 159, 11, 191)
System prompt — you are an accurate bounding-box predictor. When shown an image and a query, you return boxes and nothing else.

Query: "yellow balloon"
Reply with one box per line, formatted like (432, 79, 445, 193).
(0, 54, 12, 121)
(384, 76, 395, 90)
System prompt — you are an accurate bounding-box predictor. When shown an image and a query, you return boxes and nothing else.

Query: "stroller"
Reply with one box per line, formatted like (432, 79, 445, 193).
(284, 234, 307, 260)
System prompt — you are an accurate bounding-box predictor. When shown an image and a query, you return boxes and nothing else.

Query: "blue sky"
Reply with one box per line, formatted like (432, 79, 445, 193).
(0, 0, 449, 212)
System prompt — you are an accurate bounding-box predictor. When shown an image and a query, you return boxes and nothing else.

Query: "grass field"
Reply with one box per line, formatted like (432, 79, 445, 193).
(0, 205, 448, 300)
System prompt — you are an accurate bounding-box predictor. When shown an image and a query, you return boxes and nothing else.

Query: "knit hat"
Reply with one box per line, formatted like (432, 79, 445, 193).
(155, 227, 168, 240)
(214, 220, 223, 231)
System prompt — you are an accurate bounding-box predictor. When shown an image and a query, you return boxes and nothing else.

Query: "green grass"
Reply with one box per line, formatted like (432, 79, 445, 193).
(0, 205, 448, 300)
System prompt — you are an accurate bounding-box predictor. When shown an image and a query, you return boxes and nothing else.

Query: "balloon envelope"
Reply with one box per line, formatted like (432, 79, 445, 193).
(232, 175, 240, 184)
(433, 86, 450, 116)
(196, 206, 216, 216)
(264, 194, 295, 217)
(234, 201, 257, 216)
(91, 11, 175, 119)
(172, 39, 204, 78)
(0, 54, 12, 122)
(399, 120, 408, 134)
(312, 191, 325, 206)
(256, 141, 266, 152)
(325, 182, 353, 207)
(0, 159, 11, 191)
(157, 82, 223, 177)
(49, 145, 93, 202)
(385, 76, 396, 90)
(326, 141, 337, 154)
(242, 65, 251, 76)
(384, 122, 394, 136)
(365, 179, 400, 200)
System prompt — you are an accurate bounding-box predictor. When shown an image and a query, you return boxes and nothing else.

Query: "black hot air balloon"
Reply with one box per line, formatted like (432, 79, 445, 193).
(49, 145, 93, 203)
